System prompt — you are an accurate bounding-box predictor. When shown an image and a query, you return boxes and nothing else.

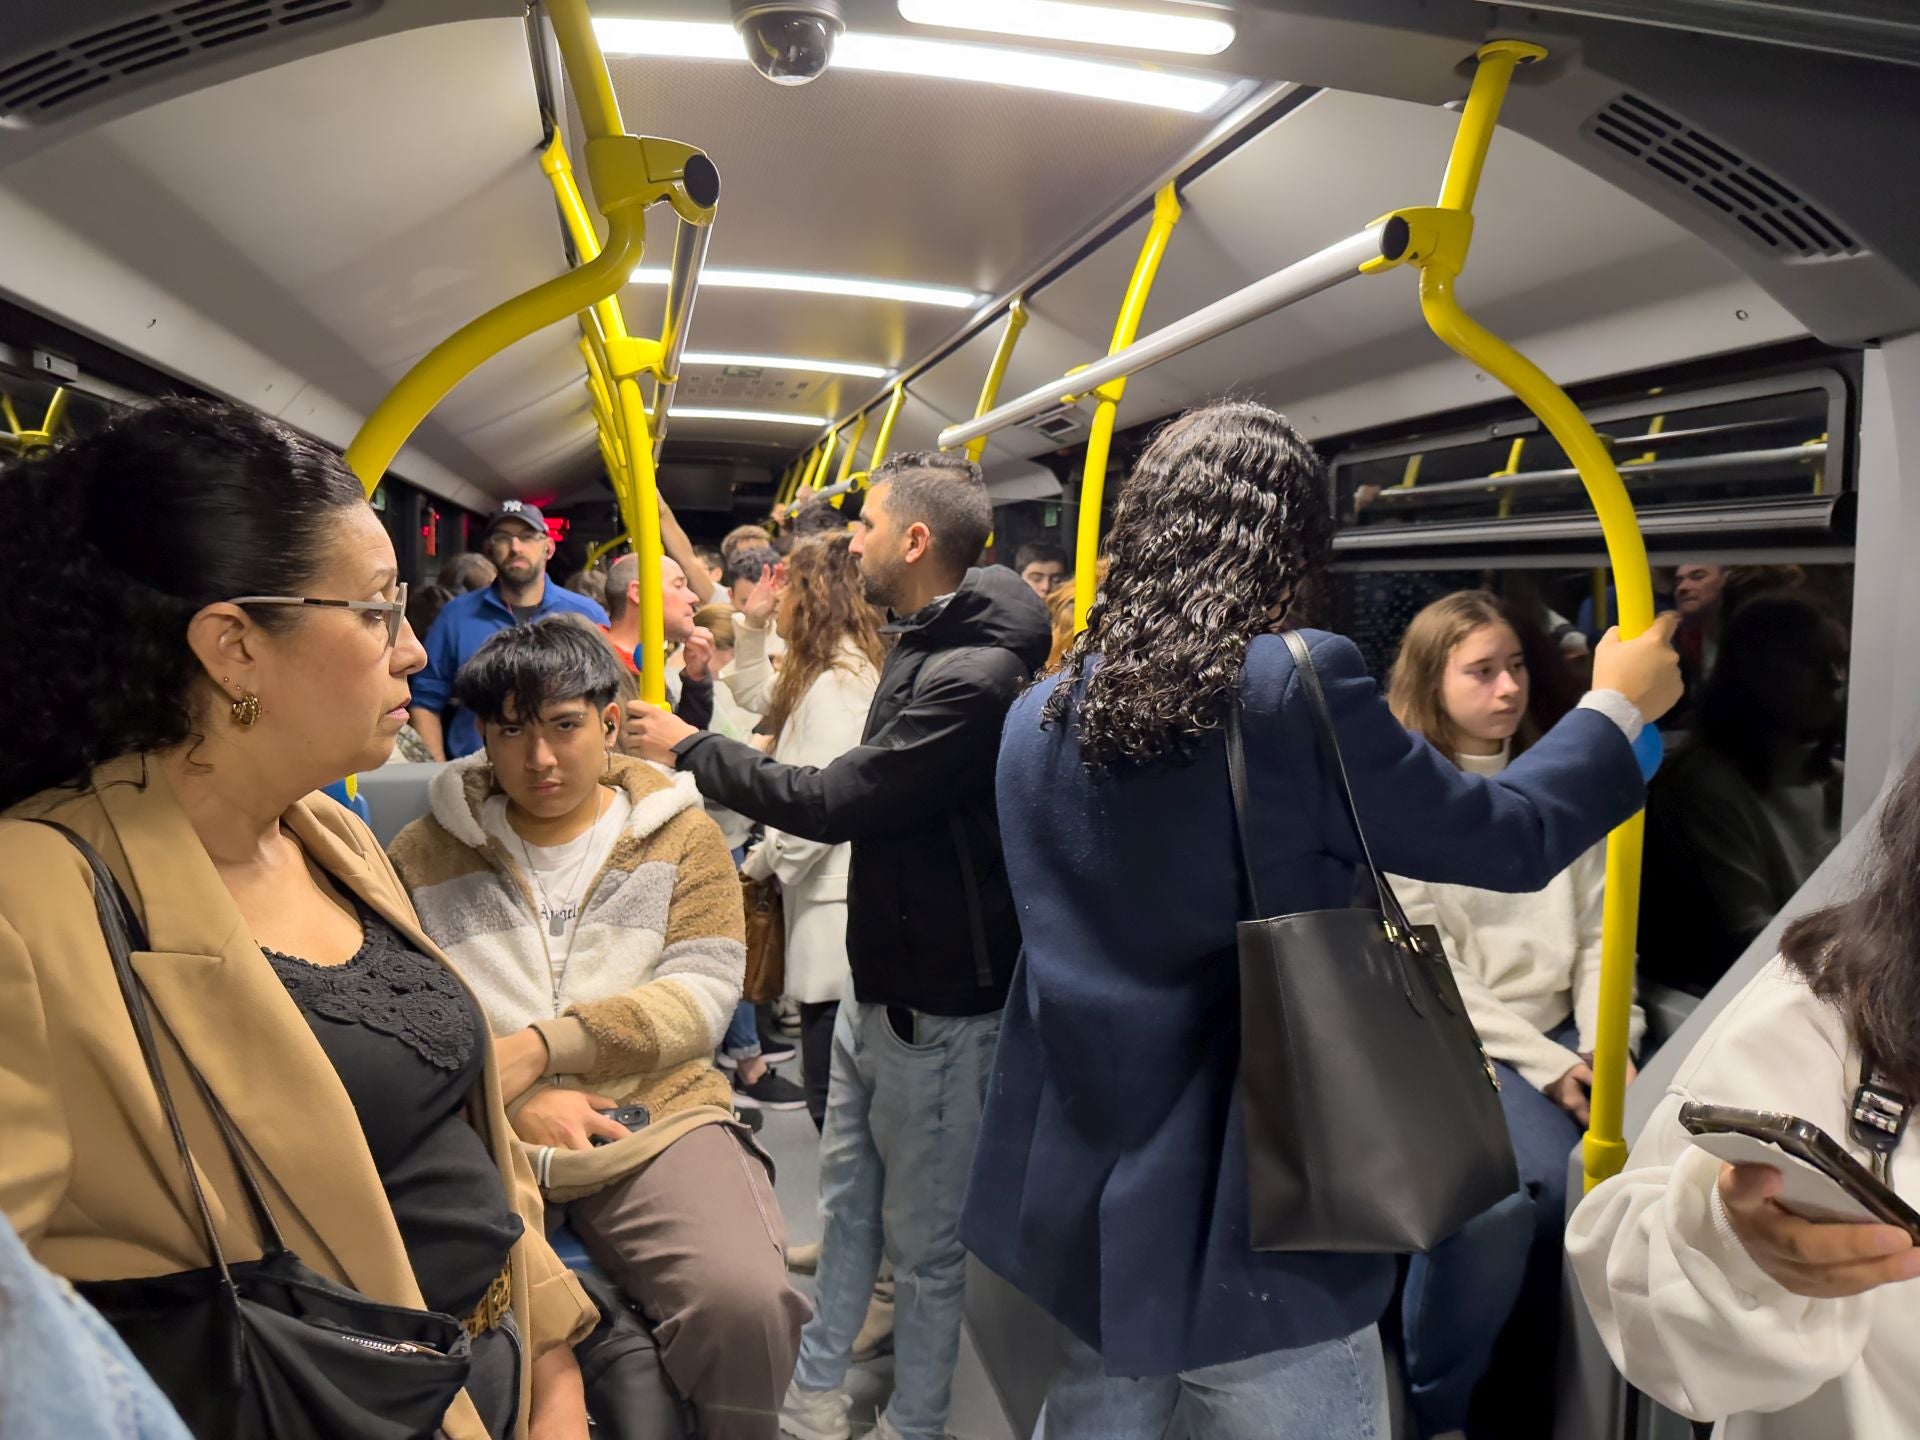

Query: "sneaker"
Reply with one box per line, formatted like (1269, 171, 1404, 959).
(786, 1240, 821, 1274)
(737, 1106, 765, 1133)
(733, 1067, 807, 1111)
(779, 1381, 851, 1440)
(870, 1415, 907, 1440)
(716, 1050, 740, 1072)
(852, 1290, 894, 1362)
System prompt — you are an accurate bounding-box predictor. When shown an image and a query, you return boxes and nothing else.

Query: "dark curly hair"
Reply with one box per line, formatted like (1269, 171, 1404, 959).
(1042, 400, 1331, 773)
(0, 397, 367, 809)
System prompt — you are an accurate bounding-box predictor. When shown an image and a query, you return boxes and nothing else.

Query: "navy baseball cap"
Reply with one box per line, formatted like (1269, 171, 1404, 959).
(484, 499, 548, 538)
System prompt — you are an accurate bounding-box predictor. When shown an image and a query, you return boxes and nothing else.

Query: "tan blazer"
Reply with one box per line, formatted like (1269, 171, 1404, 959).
(0, 754, 598, 1440)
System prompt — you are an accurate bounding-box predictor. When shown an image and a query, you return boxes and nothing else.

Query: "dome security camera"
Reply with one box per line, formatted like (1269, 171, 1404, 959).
(730, 0, 846, 86)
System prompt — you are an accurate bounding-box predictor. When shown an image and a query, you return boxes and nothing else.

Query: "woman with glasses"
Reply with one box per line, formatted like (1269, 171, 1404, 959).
(0, 399, 598, 1439)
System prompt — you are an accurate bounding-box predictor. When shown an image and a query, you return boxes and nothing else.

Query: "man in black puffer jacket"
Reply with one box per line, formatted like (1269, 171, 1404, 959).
(626, 451, 1050, 1440)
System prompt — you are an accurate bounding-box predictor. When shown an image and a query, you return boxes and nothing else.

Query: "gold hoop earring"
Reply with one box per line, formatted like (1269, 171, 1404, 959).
(230, 692, 262, 727)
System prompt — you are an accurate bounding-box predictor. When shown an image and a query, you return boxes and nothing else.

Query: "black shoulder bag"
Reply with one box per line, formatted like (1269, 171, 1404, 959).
(1227, 632, 1519, 1254)
(35, 821, 472, 1440)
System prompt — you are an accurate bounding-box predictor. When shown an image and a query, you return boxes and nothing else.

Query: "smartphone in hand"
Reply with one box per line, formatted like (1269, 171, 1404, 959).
(1681, 1102, 1920, 1237)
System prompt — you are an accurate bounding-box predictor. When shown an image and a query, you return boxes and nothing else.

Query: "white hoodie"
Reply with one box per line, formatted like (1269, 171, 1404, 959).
(1568, 957, 1920, 1438)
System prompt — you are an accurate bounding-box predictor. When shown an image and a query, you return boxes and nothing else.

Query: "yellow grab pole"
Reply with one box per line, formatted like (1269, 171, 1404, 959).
(1374, 39, 1654, 1191)
(965, 300, 1030, 464)
(833, 410, 870, 488)
(811, 428, 842, 491)
(544, 137, 631, 354)
(783, 445, 820, 504)
(1075, 184, 1183, 632)
(617, 375, 670, 708)
(867, 383, 907, 476)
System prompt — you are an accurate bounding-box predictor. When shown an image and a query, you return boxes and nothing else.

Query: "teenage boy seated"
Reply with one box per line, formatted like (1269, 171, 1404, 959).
(389, 618, 808, 1440)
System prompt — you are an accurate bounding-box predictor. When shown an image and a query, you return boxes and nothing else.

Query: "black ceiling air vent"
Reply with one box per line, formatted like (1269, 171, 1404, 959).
(0, 0, 373, 127)
(1021, 405, 1085, 442)
(1586, 93, 1861, 260)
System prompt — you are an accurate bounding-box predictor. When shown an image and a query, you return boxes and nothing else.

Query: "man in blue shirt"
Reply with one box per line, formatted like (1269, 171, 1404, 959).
(408, 500, 609, 759)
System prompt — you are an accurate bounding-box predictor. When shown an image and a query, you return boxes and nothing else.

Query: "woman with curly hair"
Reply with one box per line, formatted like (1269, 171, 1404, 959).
(726, 533, 888, 1129)
(0, 399, 598, 1439)
(960, 399, 1684, 1438)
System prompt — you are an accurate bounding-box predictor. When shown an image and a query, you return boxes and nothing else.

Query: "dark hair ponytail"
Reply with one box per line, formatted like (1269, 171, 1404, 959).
(0, 397, 367, 808)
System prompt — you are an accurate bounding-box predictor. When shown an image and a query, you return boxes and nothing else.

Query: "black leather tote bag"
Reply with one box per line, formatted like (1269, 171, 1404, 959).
(1229, 633, 1519, 1254)
(36, 821, 472, 1440)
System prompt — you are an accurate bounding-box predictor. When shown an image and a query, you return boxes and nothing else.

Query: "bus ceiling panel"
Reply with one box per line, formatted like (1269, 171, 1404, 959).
(0, 0, 521, 171)
(589, 49, 1218, 292)
(0, 17, 567, 503)
(612, 282, 963, 389)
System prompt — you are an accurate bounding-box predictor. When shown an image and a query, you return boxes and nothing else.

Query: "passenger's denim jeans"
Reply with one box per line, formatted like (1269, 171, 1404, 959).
(792, 999, 1001, 1439)
(1401, 1021, 1585, 1437)
(722, 999, 763, 1061)
(1039, 1324, 1391, 1440)
(0, 1211, 192, 1440)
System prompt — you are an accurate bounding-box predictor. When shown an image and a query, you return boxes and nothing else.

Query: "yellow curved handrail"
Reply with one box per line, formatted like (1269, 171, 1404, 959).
(1372, 40, 1655, 1191)
(585, 531, 631, 570)
(343, 198, 646, 493)
(1075, 184, 1183, 632)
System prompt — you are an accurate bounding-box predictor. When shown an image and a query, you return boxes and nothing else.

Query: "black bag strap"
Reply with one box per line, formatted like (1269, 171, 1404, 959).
(1224, 634, 1415, 939)
(1223, 702, 1266, 922)
(31, 821, 289, 1276)
(1851, 1042, 1910, 1184)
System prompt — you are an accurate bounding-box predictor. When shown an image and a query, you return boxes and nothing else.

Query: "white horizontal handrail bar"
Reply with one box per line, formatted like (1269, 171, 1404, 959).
(937, 223, 1392, 451)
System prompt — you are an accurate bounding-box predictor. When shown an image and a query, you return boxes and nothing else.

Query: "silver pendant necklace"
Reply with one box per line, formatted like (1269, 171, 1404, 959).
(513, 789, 613, 1009)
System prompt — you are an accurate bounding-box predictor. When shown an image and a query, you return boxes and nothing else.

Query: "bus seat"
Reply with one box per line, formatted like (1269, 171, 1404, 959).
(354, 762, 446, 847)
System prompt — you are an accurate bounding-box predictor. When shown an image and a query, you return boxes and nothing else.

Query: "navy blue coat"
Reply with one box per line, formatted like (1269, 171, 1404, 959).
(960, 630, 1647, 1377)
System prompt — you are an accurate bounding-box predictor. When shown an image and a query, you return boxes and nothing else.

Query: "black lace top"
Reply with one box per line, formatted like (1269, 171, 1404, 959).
(264, 908, 522, 1318)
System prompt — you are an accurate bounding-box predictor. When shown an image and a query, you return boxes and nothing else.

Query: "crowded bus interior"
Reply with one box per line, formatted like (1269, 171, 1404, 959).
(1, 2, 1917, 1439)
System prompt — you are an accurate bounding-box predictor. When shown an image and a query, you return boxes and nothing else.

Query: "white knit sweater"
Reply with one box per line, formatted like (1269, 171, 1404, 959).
(1388, 745, 1646, 1090)
(729, 619, 879, 1004)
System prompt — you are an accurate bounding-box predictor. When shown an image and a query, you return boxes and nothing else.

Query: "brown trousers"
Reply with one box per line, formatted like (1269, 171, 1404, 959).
(568, 1123, 811, 1440)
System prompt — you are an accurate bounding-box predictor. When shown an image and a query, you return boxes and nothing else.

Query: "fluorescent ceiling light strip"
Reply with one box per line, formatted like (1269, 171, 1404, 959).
(669, 407, 829, 427)
(897, 0, 1236, 57)
(633, 266, 980, 309)
(683, 351, 890, 378)
(593, 20, 1232, 113)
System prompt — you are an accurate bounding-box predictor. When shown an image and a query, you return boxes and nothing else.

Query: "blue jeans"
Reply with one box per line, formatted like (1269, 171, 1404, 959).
(793, 999, 1001, 1439)
(0, 1212, 191, 1440)
(723, 999, 762, 1061)
(1040, 1324, 1390, 1440)
(1401, 1023, 1584, 1437)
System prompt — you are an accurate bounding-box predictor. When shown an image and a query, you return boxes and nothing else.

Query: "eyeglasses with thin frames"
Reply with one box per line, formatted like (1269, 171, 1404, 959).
(229, 582, 410, 650)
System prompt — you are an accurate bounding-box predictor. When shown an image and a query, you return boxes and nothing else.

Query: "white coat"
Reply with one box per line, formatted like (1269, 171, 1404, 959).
(729, 619, 879, 1004)
(1568, 956, 1920, 1438)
